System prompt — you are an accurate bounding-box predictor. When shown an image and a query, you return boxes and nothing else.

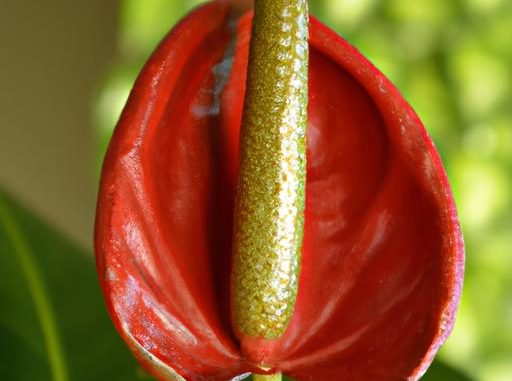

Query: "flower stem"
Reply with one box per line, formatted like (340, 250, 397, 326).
(253, 373, 283, 381)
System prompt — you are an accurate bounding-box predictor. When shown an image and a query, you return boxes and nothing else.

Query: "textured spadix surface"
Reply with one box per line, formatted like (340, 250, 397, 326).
(95, 2, 464, 380)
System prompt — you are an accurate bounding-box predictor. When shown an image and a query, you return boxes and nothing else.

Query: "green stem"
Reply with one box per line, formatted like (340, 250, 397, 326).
(253, 373, 283, 381)
(232, 0, 309, 340)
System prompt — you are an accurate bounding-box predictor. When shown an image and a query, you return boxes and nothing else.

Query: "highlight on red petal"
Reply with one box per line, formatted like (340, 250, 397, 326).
(94, 1, 464, 381)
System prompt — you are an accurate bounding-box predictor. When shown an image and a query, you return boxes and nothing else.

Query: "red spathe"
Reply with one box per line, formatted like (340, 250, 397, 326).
(95, 2, 464, 380)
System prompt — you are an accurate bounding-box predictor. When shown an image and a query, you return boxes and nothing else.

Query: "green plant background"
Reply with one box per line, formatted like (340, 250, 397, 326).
(1, 0, 511, 380)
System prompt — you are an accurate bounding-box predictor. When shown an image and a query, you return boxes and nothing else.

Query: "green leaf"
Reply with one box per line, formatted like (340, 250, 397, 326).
(422, 359, 474, 381)
(0, 191, 148, 381)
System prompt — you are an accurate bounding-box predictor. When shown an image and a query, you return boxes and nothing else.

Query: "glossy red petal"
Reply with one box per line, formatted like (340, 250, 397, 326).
(95, 3, 252, 380)
(95, 2, 463, 381)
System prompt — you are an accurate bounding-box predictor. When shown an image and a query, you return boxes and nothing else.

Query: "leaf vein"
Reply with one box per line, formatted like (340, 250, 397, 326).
(0, 194, 70, 381)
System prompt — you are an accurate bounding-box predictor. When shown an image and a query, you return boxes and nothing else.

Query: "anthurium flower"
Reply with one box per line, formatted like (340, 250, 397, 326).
(94, 1, 464, 380)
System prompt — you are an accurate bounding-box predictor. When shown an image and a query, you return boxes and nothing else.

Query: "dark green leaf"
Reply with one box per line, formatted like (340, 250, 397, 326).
(422, 359, 474, 381)
(0, 191, 148, 381)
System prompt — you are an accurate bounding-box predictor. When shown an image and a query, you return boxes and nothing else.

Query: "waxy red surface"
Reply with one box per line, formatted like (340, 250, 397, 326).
(95, 2, 464, 380)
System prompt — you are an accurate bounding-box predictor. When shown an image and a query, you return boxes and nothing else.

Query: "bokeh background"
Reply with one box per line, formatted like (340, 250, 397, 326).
(1, 0, 511, 380)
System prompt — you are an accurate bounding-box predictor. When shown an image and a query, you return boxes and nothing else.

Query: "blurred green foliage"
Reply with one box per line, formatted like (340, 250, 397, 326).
(94, 1, 512, 380)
